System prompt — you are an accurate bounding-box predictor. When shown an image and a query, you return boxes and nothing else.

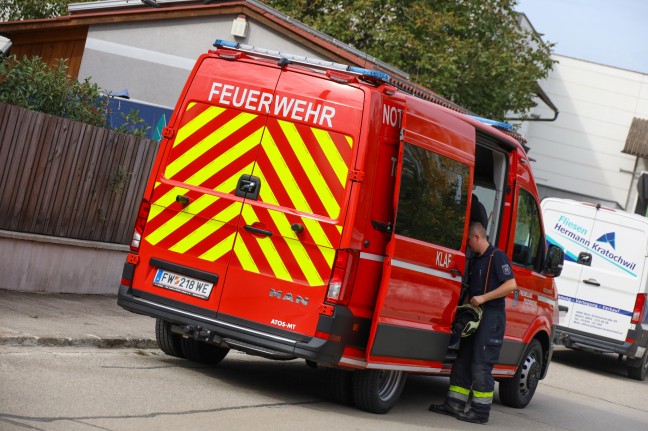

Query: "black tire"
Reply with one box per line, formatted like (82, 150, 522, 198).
(352, 369, 406, 414)
(499, 339, 543, 408)
(325, 368, 355, 406)
(155, 319, 184, 358)
(180, 336, 229, 364)
(627, 349, 648, 381)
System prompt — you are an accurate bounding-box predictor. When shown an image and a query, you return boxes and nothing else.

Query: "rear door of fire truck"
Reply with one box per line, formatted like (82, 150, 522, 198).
(136, 53, 282, 318)
(366, 107, 475, 369)
(137, 44, 365, 342)
(215, 64, 365, 338)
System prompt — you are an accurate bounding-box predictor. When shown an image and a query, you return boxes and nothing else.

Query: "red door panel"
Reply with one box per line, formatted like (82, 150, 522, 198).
(366, 110, 475, 367)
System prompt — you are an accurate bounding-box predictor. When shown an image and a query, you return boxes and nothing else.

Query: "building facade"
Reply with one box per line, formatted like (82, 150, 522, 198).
(3, 1, 648, 214)
(519, 55, 648, 212)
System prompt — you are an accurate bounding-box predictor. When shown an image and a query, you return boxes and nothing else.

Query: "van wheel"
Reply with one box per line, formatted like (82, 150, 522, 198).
(499, 339, 543, 408)
(155, 319, 184, 358)
(352, 369, 406, 414)
(325, 368, 355, 406)
(627, 349, 648, 381)
(180, 337, 229, 364)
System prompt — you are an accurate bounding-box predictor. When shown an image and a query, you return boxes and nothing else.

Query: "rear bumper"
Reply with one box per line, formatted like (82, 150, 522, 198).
(118, 285, 348, 364)
(553, 325, 647, 359)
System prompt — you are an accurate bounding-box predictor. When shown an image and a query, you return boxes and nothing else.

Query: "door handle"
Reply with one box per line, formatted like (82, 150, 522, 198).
(244, 225, 273, 237)
(450, 269, 462, 277)
(583, 278, 600, 286)
(235, 174, 261, 200)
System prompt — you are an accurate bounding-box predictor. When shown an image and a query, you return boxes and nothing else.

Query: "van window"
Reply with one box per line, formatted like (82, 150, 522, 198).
(395, 143, 469, 250)
(513, 188, 543, 270)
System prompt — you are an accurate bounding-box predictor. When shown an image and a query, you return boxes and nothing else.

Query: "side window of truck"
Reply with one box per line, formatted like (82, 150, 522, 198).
(395, 142, 469, 250)
(513, 188, 543, 271)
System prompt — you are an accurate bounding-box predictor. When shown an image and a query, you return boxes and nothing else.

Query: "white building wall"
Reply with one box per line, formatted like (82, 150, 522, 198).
(522, 55, 648, 209)
(78, 15, 324, 108)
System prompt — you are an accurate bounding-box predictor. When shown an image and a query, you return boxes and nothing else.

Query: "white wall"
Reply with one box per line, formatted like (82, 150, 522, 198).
(522, 55, 648, 209)
(78, 15, 325, 107)
(0, 231, 128, 295)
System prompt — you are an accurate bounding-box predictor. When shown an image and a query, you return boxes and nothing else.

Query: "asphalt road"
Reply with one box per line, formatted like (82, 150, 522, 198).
(0, 345, 646, 431)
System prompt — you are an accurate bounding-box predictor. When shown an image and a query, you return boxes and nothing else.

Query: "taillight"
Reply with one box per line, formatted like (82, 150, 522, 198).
(325, 249, 359, 305)
(631, 293, 647, 324)
(626, 293, 646, 343)
(130, 199, 151, 252)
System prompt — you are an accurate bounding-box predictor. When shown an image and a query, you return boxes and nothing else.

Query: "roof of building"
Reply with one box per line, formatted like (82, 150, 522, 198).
(622, 117, 648, 158)
(0, 0, 469, 113)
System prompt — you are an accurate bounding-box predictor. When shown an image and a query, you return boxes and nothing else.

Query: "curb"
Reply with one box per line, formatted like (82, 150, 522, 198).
(0, 336, 157, 349)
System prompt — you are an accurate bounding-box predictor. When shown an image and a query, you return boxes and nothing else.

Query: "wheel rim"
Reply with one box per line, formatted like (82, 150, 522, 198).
(519, 351, 541, 396)
(377, 370, 402, 401)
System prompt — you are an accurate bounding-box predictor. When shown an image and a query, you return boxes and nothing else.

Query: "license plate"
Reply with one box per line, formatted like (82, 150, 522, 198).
(153, 269, 214, 299)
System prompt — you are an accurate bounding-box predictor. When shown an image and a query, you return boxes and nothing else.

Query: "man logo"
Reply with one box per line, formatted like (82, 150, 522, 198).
(502, 264, 511, 276)
(269, 288, 309, 306)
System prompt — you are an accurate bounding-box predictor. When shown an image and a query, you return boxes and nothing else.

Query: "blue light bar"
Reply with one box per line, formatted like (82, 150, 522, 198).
(469, 115, 514, 131)
(214, 39, 238, 49)
(212, 39, 391, 84)
(347, 66, 390, 82)
(212, 39, 348, 71)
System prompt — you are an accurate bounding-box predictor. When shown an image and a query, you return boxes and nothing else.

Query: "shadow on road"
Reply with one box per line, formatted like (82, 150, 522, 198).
(551, 346, 630, 379)
(156, 351, 453, 417)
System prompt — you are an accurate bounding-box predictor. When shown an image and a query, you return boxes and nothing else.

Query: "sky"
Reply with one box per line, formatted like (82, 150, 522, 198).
(516, 0, 648, 74)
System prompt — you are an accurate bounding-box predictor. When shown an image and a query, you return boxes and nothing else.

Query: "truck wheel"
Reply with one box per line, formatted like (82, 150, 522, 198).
(325, 368, 355, 406)
(352, 369, 406, 414)
(180, 337, 229, 365)
(499, 339, 543, 408)
(155, 319, 184, 358)
(627, 349, 648, 381)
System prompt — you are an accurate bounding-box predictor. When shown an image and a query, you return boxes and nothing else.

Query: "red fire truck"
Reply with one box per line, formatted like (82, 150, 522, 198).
(118, 40, 564, 414)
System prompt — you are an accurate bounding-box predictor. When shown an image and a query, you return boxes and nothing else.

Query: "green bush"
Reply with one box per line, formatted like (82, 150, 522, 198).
(114, 109, 151, 138)
(0, 55, 108, 127)
(0, 0, 72, 21)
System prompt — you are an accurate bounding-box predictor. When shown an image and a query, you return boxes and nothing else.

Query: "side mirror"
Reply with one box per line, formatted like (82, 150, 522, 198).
(542, 244, 564, 277)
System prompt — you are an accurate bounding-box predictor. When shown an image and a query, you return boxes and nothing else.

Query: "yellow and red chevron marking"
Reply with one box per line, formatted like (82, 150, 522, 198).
(258, 119, 353, 219)
(165, 103, 264, 194)
(143, 102, 354, 286)
(165, 102, 353, 220)
(235, 203, 337, 286)
(144, 184, 337, 286)
(145, 182, 242, 265)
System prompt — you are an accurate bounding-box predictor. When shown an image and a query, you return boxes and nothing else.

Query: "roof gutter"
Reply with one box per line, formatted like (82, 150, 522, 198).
(505, 83, 559, 122)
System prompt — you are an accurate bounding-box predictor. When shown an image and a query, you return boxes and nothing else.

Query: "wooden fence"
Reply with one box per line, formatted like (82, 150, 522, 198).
(0, 103, 159, 245)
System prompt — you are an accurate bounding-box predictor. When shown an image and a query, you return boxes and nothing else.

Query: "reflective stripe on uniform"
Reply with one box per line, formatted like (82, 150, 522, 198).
(472, 390, 494, 405)
(448, 385, 470, 402)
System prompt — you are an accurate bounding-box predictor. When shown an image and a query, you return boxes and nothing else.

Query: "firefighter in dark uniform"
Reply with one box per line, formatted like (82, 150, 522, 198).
(429, 222, 517, 424)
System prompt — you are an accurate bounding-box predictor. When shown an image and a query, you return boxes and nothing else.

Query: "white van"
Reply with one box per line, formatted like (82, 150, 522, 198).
(541, 198, 648, 380)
